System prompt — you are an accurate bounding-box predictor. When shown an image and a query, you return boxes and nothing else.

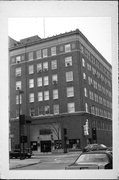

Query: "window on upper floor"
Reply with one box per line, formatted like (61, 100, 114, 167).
(37, 77, 42, 87)
(67, 102, 75, 113)
(30, 107, 35, 116)
(65, 56, 72, 67)
(44, 105, 50, 114)
(38, 106, 44, 115)
(16, 94, 22, 104)
(88, 77, 93, 85)
(51, 60, 57, 70)
(29, 79, 34, 88)
(52, 74, 58, 85)
(16, 81, 21, 90)
(85, 103, 88, 112)
(51, 47, 56, 56)
(65, 44, 71, 53)
(43, 62, 48, 71)
(28, 52, 33, 61)
(36, 50, 42, 59)
(87, 63, 91, 71)
(44, 91, 49, 101)
(84, 88, 88, 97)
(82, 58, 85, 67)
(43, 49, 48, 58)
(29, 65, 34, 74)
(29, 93, 34, 103)
(37, 63, 42, 73)
(44, 76, 49, 86)
(83, 73, 86, 80)
(53, 104, 59, 114)
(16, 56, 21, 64)
(67, 87, 74, 97)
(89, 91, 94, 100)
(16, 67, 21, 77)
(38, 92, 43, 101)
(53, 89, 58, 99)
(66, 71, 73, 82)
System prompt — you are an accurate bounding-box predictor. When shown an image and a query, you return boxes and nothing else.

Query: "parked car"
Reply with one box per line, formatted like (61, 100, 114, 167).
(65, 151, 112, 169)
(83, 144, 107, 152)
(9, 148, 32, 159)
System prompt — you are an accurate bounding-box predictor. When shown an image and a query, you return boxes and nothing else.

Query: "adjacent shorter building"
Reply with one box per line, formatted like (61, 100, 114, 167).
(9, 29, 112, 152)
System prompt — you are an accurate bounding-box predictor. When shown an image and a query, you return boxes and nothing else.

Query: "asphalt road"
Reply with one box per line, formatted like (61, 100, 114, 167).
(15, 153, 79, 170)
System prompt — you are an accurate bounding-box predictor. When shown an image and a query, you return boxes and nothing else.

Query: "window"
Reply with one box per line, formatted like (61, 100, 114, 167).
(66, 71, 73, 82)
(82, 58, 85, 67)
(36, 50, 42, 59)
(28, 52, 33, 61)
(83, 73, 86, 80)
(87, 63, 91, 71)
(67, 87, 74, 97)
(51, 60, 57, 70)
(29, 65, 34, 74)
(91, 105, 95, 114)
(16, 81, 21, 90)
(80, 44, 84, 53)
(44, 91, 49, 101)
(16, 94, 22, 104)
(37, 77, 42, 87)
(88, 77, 93, 85)
(67, 102, 75, 113)
(65, 44, 71, 52)
(44, 105, 50, 114)
(84, 88, 88, 97)
(92, 67, 96, 75)
(29, 93, 34, 103)
(53, 104, 59, 114)
(65, 56, 72, 67)
(37, 63, 42, 73)
(30, 108, 35, 116)
(43, 49, 47, 58)
(38, 106, 44, 115)
(89, 91, 94, 100)
(51, 47, 56, 56)
(43, 62, 48, 71)
(16, 67, 21, 76)
(53, 89, 58, 99)
(29, 79, 34, 88)
(16, 109, 22, 118)
(85, 103, 88, 112)
(16, 56, 21, 63)
(44, 76, 49, 86)
(52, 74, 58, 85)
(38, 92, 43, 101)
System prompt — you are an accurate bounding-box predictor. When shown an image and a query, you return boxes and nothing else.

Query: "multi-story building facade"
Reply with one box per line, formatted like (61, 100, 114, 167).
(9, 29, 112, 152)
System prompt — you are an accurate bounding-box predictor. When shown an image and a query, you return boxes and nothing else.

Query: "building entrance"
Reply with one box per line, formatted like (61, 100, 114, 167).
(41, 141, 51, 152)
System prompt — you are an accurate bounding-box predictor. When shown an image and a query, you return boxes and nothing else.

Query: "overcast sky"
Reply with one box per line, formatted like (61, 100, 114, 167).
(8, 17, 111, 64)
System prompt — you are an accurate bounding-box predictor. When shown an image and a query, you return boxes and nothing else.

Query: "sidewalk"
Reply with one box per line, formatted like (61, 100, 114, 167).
(9, 158, 41, 170)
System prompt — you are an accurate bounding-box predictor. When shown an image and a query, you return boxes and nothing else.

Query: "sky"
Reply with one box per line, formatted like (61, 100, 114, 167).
(8, 17, 111, 64)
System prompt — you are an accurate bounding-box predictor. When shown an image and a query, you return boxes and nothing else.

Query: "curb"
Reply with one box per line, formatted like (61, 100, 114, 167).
(10, 161, 41, 170)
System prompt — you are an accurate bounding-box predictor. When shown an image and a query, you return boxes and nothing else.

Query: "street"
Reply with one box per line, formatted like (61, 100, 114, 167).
(10, 151, 80, 170)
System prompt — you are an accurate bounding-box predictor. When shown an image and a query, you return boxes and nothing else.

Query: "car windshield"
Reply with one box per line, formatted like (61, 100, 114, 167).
(76, 153, 109, 164)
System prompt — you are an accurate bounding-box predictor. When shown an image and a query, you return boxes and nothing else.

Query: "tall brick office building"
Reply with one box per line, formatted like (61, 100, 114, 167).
(9, 29, 112, 152)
